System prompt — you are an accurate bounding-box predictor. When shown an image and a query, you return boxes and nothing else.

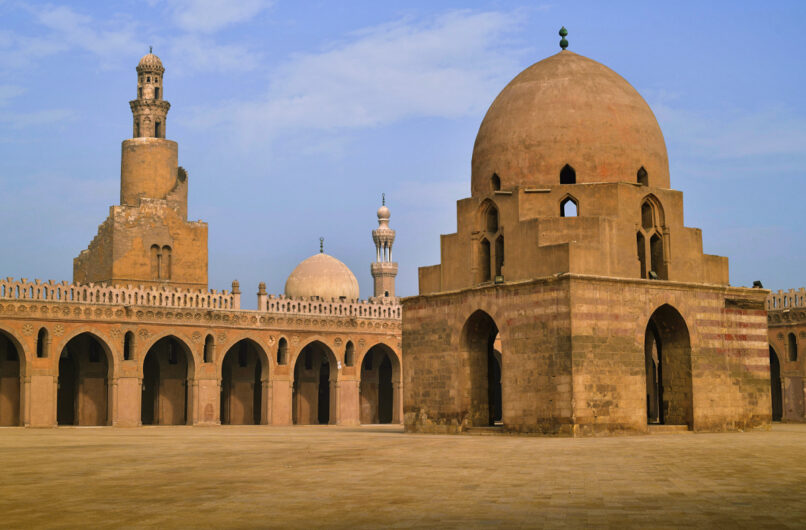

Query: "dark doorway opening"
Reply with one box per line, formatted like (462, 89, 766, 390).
(462, 310, 502, 426)
(57, 333, 109, 426)
(644, 305, 692, 427)
(293, 341, 335, 425)
(220, 340, 265, 425)
(770, 347, 783, 421)
(141, 336, 192, 425)
(0, 333, 22, 426)
(360, 344, 400, 424)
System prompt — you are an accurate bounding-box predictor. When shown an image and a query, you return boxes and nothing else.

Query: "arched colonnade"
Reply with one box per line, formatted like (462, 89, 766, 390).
(0, 324, 401, 427)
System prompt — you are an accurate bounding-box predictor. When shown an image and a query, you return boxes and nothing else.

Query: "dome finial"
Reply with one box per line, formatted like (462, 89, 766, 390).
(559, 27, 568, 50)
(382, 192, 385, 206)
(319, 236, 324, 253)
(149, 45, 153, 54)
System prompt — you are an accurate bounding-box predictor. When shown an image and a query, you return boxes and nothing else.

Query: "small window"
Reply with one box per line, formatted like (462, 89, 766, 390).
(491, 173, 501, 191)
(641, 202, 654, 230)
(636, 232, 646, 279)
(204, 334, 214, 363)
(485, 205, 498, 233)
(124, 331, 134, 361)
(788, 333, 798, 362)
(155, 121, 161, 138)
(560, 196, 578, 217)
(560, 164, 576, 184)
(138, 87, 142, 98)
(36, 328, 48, 358)
(146, 76, 150, 82)
(344, 341, 355, 367)
(637, 167, 648, 186)
(384, 291, 389, 297)
(479, 238, 491, 283)
(277, 338, 288, 365)
(154, 87, 160, 99)
(494, 235, 504, 277)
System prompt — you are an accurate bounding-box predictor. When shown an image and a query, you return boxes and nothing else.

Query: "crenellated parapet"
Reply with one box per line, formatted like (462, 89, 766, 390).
(767, 288, 806, 312)
(0, 277, 238, 310)
(262, 293, 401, 320)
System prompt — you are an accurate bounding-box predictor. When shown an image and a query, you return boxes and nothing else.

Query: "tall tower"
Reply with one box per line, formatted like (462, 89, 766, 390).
(73, 51, 208, 289)
(130, 48, 170, 140)
(371, 195, 398, 298)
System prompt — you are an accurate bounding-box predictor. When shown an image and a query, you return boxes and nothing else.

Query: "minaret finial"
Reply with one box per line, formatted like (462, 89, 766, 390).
(382, 193, 385, 206)
(149, 45, 153, 54)
(559, 27, 568, 50)
(319, 237, 324, 253)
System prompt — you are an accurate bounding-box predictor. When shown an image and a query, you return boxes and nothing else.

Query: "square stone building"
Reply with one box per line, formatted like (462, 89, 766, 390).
(402, 38, 770, 436)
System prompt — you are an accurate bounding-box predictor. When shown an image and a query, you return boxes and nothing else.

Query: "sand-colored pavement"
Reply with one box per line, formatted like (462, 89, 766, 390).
(1, 424, 805, 528)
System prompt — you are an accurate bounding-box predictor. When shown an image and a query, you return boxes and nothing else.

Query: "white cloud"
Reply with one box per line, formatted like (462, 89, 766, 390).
(31, 5, 141, 66)
(166, 0, 272, 33)
(169, 34, 261, 73)
(0, 84, 24, 106)
(651, 101, 806, 176)
(191, 10, 524, 145)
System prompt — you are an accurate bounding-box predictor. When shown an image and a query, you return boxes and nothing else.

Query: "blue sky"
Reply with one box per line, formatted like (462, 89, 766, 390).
(0, 1, 804, 307)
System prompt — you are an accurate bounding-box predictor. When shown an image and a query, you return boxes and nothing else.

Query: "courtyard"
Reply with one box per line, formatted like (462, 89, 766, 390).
(0, 424, 804, 528)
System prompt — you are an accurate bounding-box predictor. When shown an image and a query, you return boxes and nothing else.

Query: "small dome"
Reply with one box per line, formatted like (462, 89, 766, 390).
(137, 52, 164, 73)
(471, 50, 669, 195)
(377, 205, 390, 220)
(285, 253, 360, 300)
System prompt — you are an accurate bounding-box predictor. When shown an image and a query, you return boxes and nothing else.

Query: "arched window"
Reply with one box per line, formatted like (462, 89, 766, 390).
(150, 245, 160, 280)
(491, 173, 501, 191)
(637, 166, 648, 186)
(560, 196, 578, 217)
(479, 238, 491, 283)
(788, 332, 798, 362)
(277, 337, 288, 365)
(650, 234, 667, 280)
(560, 164, 576, 184)
(494, 235, 504, 278)
(344, 341, 355, 367)
(641, 201, 654, 230)
(36, 327, 48, 358)
(124, 331, 134, 361)
(161, 246, 172, 280)
(155, 121, 161, 138)
(203, 334, 214, 363)
(636, 232, 646, 279)
(485, 205, 498, 233)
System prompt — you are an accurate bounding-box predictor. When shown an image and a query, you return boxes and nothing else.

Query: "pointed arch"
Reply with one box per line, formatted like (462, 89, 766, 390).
(292, 340, 338, 425)
(461, 310, 502, 427)
(479, 199, 499, 233)
(360, 343, 402, 424)
(645, 304, 692, 427)
(560, 194, 579, 217)
(491, 173, 501, 191)
(640, 194, 666, 228)
(637, 166, 648, 186)
(219, 338, 270, 425)
(141, 334, 195, 425)
(0, 328, 25, 426)
(560, 164, 576, 184)
(56, 331, 115, 426)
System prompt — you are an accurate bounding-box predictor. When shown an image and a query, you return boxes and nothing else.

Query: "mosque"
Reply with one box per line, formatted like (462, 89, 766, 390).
(0, 31, 798, 433)
(0, 51, 402, 427)
(401, 30, 773, 435)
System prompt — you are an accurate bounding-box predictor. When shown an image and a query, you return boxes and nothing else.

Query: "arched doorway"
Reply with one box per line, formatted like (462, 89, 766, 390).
(644, 305, 693, 427)
(293, 341, 337, 425)
(770, 346, 783, 422)
(57, 333, 111, 426)
(220, 339, 268, 425)
(360, 344, 401, 424)
(462, 310, 502, 426)
(0, 331, 23, 426)
(141, 336, 194, 425)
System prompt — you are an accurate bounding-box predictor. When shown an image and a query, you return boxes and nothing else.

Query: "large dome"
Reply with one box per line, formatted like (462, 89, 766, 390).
(284, 253, 360, 300)
(471, 50, 669, 195)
